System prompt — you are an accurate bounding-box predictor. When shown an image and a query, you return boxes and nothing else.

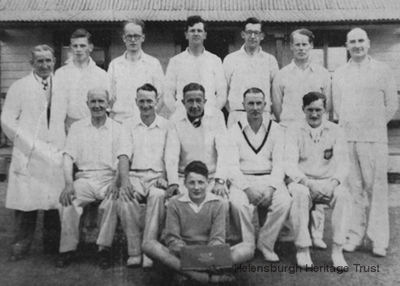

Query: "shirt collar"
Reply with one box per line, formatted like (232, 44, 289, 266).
(238, 115, 271, 131)
(239, 45, 262, 56)
(178, 191, 220, 204)
(289, 60, 316, 72)
(84, 116, 112, 129)
(176, 106, 214, 122)
(348, 55, 372, 68)
(134, 115, 162, 129)
(65, 57, 97, 69)
(300, 118, 328, 132)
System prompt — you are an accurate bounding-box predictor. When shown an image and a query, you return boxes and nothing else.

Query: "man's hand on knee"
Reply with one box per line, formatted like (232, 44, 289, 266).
(119, 180, 136, 202)
(211, 181, 228, 198)
(59, 183, 75, 206)
(105, 180, 119, 200)
(155, 178, 168, 190)
(244, 187, 264, 206)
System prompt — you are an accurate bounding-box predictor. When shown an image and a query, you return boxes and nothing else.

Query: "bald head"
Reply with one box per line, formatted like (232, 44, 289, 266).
(346, 28, 370, 62)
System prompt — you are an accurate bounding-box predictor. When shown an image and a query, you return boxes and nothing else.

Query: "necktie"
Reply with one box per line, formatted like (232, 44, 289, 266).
(192, 117, 202, 128)
(42, 79, 49, 91)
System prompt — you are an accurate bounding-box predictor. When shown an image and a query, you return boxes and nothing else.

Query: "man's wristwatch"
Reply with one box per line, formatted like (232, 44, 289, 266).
(215, 178, 226, 185)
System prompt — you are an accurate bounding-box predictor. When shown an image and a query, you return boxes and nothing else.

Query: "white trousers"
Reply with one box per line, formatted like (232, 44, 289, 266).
(346, 142, 389, 249)
(288, 181, 351, 248)
(59, 171, 116, 253)
(229, 175, 291, 253)
(97, 170, 166, 256)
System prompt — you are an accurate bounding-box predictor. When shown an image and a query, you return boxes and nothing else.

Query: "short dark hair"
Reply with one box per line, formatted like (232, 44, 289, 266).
(243, 87, 265, 100)
(137, 83, 158, 98)
(122, 19, 146, 34)
(302, 91, 326, 108)
(183, 82, 205, 98)
(184, 161, 209, 179)
(290, 28, 314, 44)
(243, 17, 262, 31)
(186, 15, 207, 32)
(71, 28, 93, 44)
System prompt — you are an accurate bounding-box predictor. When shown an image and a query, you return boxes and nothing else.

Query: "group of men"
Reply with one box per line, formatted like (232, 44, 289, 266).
(1, 14, 397, 284)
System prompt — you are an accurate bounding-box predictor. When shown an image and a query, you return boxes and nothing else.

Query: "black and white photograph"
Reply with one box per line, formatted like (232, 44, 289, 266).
(0, 0, 399, 285)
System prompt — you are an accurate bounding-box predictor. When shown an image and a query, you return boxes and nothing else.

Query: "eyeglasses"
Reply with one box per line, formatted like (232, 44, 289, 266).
(244, 30, 262, 37)
(124, 34, 143, 41)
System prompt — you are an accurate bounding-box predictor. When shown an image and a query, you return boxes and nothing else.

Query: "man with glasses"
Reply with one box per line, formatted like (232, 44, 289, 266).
(223, 17, 279, 127)
(108, 19, 164, 122)
(164, 15, 227, 118)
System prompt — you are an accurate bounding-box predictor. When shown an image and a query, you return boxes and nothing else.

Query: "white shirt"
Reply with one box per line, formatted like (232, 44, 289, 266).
(223, 45, 279, 112)
(165, 107, 228, 186)
(178, 192, 220, 213)
(64, 117, 122, 171)
(332, 57, 398, 143)
(227, 117, 285, 189)
(118, 115, 171, 173)
(164, 48, 227, 111)
(272, 60, 331, 126)
(108, 51, 164, 122)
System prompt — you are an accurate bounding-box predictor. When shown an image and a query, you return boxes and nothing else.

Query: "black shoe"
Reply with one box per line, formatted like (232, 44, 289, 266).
(55, 251, 75, 268)
(98, 249, 112, 270)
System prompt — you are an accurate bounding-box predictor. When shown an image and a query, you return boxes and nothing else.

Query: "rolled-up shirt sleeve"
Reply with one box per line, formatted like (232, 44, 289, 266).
(383, 67, 398, 122)
(214, 113, 229, 180)
(271, 127, 285, 187)
(284, 127, 306, 183)
(165, 125, 180, 186)
(63, 123, 79, 162)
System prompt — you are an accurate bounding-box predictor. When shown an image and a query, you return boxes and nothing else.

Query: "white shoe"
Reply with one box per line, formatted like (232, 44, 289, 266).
(261, 249, 280, 262)
(331, 244, 348, 268)
(296, 247, 313, 269)
(312, 238, 327, 249)
(343, 242, 357, 253)
(372, 247, 387, 257)
(127, 255, 141, 267)
(142, 254, 153, 268)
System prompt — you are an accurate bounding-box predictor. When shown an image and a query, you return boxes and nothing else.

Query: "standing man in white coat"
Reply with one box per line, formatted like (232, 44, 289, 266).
(1, 45, 64, 260)
(333, 28, 398, 257)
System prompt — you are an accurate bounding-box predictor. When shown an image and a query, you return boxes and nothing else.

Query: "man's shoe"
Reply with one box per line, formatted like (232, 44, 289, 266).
(296, 247, 313, 269)
(142, 254, 153, 268)
(55, 251, 75, 268)
(260, 249, 280, 263)
(372, 247, 387, 257)
(343, 242, 357, 253)
(312, 238, 327, 249)
(98, 249, 112, 269)
(126, 255, 142, 268)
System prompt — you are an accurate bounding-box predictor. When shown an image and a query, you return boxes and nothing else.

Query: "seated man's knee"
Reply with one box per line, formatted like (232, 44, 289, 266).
(333, 185, 351, 201)
(149, 187, 165, 200)
(288, 183, 309, 199)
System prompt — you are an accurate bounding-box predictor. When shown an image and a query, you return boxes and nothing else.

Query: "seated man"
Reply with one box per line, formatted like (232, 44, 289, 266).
(116, 83, 169, 267)
(227, 87, 291, 262)
(57, 88, 122, 269)
(285, 91, 351, 268)
(143, 161, 246, 284)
